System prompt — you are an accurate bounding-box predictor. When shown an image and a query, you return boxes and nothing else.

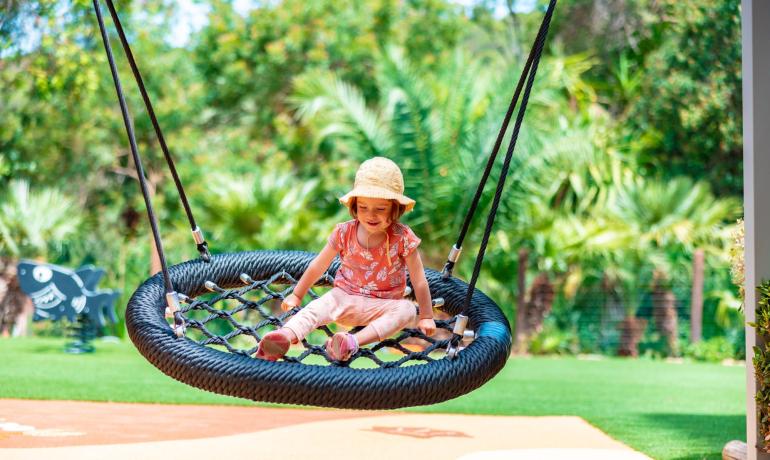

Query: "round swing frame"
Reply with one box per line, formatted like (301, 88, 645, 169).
(127, 250, 511, 409)
(93, 0, 557, 409)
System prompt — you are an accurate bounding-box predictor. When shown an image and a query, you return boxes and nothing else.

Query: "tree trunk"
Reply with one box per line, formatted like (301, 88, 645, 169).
(0, 257, 30, 337)
(601, 274, 625, 351)
(691, 249, 705, 343)
(652, 277, 679, 356)
(135, 173, 161, 277)
(618, 316, 647, 357)
(521, 272, 555, 347)
(512, 249, 529, 354)
(150, 233, 162, 276)
(0, 259, 11, 336)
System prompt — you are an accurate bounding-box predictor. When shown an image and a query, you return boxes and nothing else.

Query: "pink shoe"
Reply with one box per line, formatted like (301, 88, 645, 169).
(326, 332, 359, 361)
(255, 330, 290, 361)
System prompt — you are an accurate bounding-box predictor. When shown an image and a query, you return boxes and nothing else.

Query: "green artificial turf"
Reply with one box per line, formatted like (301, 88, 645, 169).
(0, 337, 745, 459)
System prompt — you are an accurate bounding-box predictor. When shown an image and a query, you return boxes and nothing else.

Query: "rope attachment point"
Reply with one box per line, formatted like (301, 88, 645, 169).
(447, 314, 475, 359)
(192, 226, 211, 262)
(441, 245, 463, 279)
(403, 285, 445, 309)
(165, 291, 186, 338)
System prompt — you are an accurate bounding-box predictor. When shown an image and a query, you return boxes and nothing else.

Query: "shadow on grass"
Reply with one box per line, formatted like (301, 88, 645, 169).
(642, 413, 745, 460)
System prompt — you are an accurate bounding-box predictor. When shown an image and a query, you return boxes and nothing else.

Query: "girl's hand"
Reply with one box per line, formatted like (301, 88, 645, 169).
(281, 293, 302, 311)
(418, 318, 436, 336)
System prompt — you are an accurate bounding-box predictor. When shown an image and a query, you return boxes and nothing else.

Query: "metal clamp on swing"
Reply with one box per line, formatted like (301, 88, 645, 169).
(446, 314, 474, 359)
(404, 285, 444, 309)
(441, 245, 462, 279)
(192, 226, 211, 263)
(204, 280, 223, 293)
(165, 291, 186, 338)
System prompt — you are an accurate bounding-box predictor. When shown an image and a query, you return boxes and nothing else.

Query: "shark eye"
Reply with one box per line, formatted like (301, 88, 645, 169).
(32, 266, 52, 283)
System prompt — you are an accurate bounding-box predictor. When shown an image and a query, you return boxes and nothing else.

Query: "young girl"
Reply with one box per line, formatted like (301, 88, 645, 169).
(256, 157, 436, 362)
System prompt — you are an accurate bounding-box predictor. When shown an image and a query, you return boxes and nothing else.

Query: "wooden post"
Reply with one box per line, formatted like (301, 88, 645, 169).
(742, 2, 770, 457)
(513, 248, 528, 354)
(690, 249, 704, 343)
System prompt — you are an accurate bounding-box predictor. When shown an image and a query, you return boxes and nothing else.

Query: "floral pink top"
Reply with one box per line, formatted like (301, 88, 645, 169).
(328, 220, 421, 299)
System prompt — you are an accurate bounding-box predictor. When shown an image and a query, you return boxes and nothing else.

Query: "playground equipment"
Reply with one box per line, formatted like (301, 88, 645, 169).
(17, 260, 119, 353)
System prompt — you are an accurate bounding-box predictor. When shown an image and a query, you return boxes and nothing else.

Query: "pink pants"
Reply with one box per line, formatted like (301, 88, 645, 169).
(283, 288, 417, 342)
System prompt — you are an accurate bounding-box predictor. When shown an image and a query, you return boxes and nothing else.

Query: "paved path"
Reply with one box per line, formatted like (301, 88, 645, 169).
(0, 399, 651, 459)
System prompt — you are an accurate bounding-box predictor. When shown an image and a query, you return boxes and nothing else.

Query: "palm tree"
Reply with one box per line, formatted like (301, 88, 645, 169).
(0, 180, 81, 335)
(291, 47, 499, 251)
(490, 101, 633, 350)
(602, 175, 741, 356)
(291, 44, 615, 352)
(193, 167, 336, 253)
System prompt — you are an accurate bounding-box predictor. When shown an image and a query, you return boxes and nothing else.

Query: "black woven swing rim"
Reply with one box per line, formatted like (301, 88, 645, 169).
(127, 250, 512, 409)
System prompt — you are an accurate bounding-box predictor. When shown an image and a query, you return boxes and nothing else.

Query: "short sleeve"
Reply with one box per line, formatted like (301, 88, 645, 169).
(328, 223, 345, 253)
(399, 225, 421, 258)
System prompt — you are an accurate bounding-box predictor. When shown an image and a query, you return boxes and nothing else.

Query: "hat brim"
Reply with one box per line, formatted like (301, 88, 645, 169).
(339, 185, 415, 212)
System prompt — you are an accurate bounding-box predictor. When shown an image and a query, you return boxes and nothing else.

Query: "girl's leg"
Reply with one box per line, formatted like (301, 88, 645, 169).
(327, 298, 415, 361)
(281, 289, 339, 342)
(354, 298, 416, 346)
(256, 290, 339, 360)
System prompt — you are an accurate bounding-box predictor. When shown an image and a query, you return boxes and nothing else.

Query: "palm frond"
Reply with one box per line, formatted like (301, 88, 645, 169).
(0, 180, 81, 258)
(290, 70, 391, 158)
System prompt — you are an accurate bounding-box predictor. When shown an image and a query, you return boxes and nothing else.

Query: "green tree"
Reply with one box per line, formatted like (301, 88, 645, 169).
(0, 180, 82, 335)
(290, 39, 614, 346)
(0, 0, 216, 334)
(193, 166, 337, 252)
(624, 0, 742, 196)
(193, 0, 466, 138)
(291, 46, 520, 258)
(602, 175, 740, 356)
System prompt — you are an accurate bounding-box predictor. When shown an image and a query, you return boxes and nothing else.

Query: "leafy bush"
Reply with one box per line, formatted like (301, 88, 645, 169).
(529, 318, 580, 355)
(683, 336, 738, 362)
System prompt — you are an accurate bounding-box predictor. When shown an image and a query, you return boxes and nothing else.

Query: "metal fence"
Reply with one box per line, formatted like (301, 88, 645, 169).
(531, 268, 744, 358)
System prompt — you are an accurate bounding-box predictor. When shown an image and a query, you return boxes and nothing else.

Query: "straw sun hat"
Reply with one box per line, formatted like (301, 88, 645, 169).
(339, 157, 415, 212)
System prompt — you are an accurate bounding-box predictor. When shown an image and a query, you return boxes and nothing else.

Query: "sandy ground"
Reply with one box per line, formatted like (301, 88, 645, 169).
(0, 399, 652, 459)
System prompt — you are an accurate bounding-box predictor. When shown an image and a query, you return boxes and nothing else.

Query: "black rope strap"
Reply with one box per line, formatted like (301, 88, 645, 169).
(461, 0, 556, 313)
(92, 0, 173, 295)
(127, 250, 512, 409)
(443, 0, 557, 281)
(95, 0, 210, 262)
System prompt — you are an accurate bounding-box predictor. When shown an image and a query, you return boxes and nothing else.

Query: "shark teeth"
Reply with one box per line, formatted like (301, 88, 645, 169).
(28, 284, 66, 310)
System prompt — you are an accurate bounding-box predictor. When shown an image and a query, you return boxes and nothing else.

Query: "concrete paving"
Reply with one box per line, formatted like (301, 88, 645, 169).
(0, 399, 651, 459)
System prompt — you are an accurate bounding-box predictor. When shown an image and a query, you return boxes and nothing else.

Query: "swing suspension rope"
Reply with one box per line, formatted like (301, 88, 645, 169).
(441, 0, 555, 281)
(102, 0, 210, 264)
(444, 0, 556, 325)
(92, 0, 557, 408)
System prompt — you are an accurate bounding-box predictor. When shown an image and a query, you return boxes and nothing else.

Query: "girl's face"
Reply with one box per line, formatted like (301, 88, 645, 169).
(356, 197, 393, 234)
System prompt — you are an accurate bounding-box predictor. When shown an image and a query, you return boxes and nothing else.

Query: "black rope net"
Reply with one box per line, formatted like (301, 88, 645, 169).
(176, 270, 460, 369)
(128, 250, 511, 409)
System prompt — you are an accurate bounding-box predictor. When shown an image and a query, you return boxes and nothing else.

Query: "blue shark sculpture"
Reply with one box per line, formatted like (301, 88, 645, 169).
(17, 260, 119, 328)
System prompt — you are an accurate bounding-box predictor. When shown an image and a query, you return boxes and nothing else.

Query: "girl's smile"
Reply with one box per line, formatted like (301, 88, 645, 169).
(356, 197, 393, 236)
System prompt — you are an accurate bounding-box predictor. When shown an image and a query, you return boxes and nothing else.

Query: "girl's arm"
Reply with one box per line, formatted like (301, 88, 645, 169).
(405, 250, 436, 336)
(281, 242, 338, 310)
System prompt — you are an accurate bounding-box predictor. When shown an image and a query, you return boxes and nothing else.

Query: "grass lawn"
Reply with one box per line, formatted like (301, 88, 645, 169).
(1, 337, 745, 460)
